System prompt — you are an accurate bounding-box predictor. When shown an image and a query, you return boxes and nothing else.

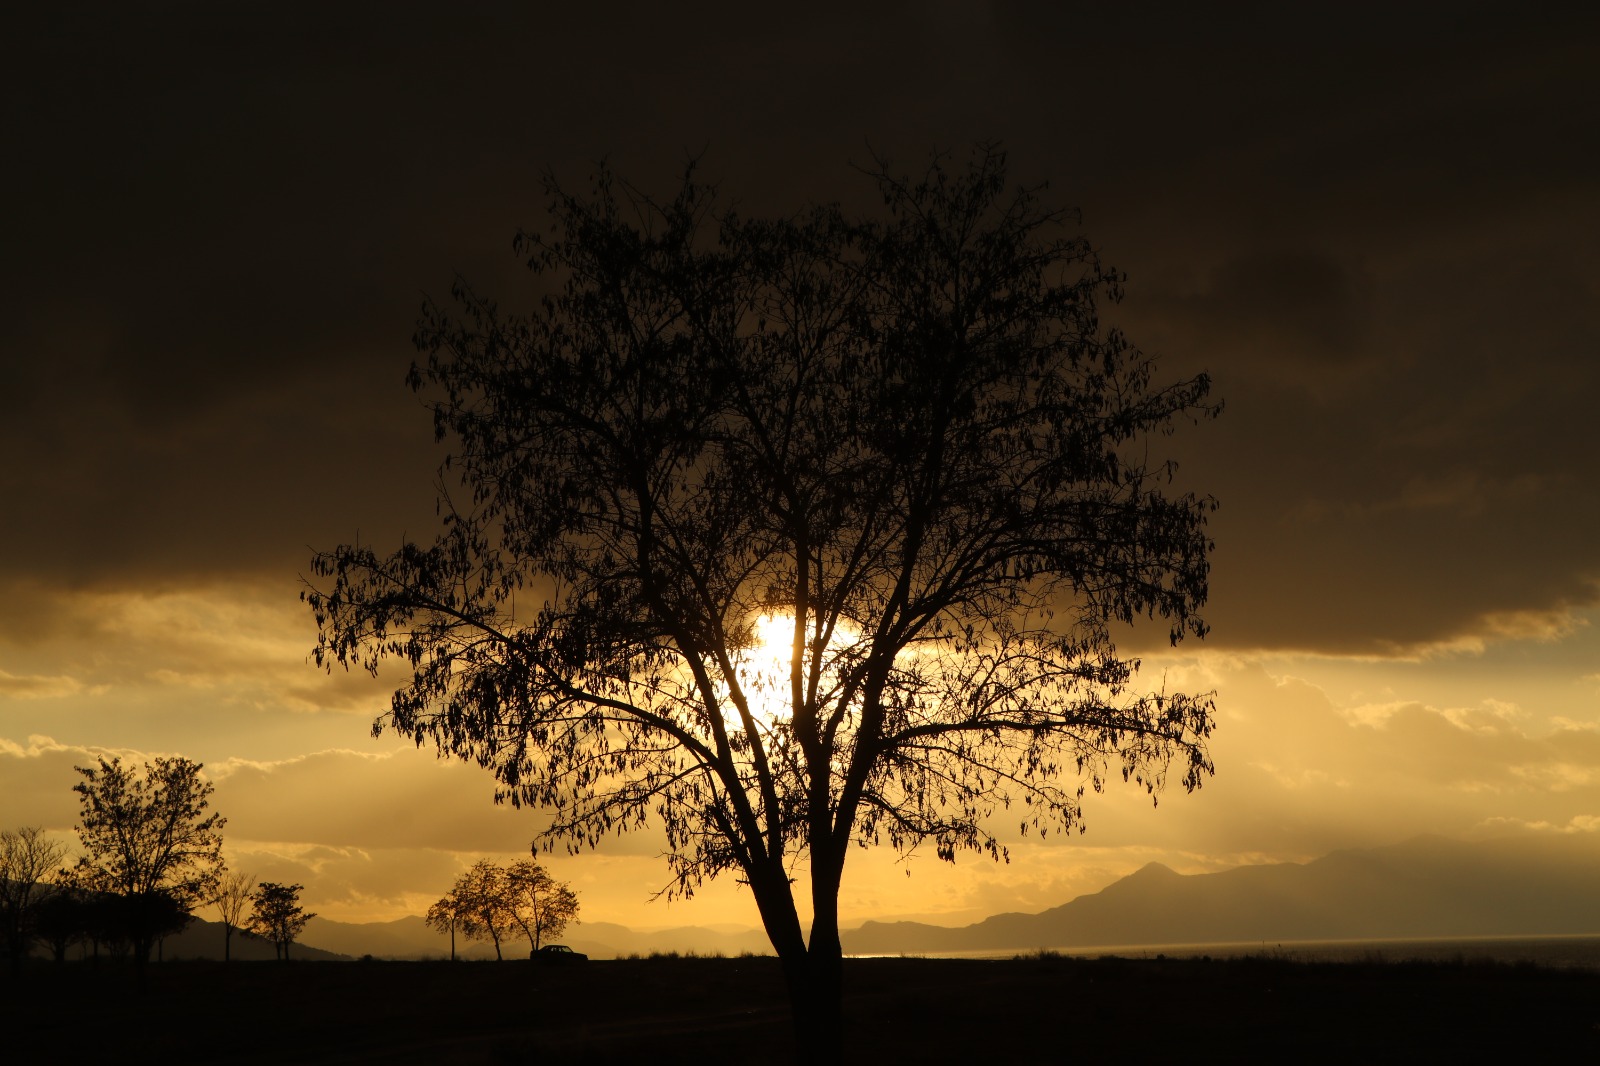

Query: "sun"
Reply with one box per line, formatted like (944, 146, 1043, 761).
(722, 612, 799, 729)
(717, 611, 865, 731)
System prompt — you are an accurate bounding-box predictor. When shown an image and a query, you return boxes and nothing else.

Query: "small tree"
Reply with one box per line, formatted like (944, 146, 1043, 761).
(424, 886, 475, 962)
(73, 756, 226, 965)
(30, 880, 91, 963)
(55, 858, 119, 960)
(508, 861, 579, 952)
(0, 826, 67, 969)
(247, 882, 313, 961)
(112, 890, 191, 962)
(213, 872, 255, 963)
(451, 859, 516, 961)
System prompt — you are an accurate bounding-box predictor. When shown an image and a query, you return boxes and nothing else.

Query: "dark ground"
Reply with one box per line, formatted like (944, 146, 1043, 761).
(5, 953, 1598, 1063)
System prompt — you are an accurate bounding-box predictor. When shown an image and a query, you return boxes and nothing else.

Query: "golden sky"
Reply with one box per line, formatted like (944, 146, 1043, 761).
(3, 3, 1597, 932)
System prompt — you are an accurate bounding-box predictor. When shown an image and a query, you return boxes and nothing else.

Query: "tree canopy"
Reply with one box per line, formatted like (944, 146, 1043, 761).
(424, 885, 471, 962)
(72, 755, 225, 965)
(248, 881, 313, 961)
(451, 859, 515, 961)
(307, 145, 1218, 1059)
(507, 860, 579, 952)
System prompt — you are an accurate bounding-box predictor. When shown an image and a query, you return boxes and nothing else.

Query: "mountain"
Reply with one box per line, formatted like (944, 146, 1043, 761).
(302, 915, 445, 960)
(843, 834, 1600, 955)
(158, 914, 350, 962)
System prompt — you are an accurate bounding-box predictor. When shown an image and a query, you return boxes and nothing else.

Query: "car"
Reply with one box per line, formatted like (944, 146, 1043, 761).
(532, 943, 588, 962)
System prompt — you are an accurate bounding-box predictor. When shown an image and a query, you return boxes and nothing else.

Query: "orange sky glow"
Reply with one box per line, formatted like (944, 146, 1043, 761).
(3, 4, 1597, 939)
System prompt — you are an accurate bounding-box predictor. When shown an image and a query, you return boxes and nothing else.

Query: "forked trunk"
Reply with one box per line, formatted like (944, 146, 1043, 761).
(780, 938, 844, 1064)
(751, 860, 847, 1064)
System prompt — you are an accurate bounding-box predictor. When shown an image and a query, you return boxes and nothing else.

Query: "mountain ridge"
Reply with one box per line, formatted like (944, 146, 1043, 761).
(843, 833, 1600, 954)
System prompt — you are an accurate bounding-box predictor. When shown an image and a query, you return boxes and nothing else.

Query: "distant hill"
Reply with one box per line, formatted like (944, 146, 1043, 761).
(158, 915, 350, 962)
(576, 921, 776, 959)
(843, 834, 1600, 954)
(301, 915, 446, 960)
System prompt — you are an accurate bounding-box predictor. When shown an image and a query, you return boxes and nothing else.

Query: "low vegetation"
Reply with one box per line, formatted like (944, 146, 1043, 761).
(4, 953, 1596, 1062)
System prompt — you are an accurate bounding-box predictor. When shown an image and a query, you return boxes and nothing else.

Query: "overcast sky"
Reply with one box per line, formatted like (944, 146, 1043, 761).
(3, 3, 1598, 931)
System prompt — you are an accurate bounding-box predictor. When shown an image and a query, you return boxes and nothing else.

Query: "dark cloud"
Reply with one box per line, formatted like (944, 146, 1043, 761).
(5, 3, 1598, 655)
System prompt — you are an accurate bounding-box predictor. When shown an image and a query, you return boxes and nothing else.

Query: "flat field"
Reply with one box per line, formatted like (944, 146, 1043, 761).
(7, 953, 1599, 1062)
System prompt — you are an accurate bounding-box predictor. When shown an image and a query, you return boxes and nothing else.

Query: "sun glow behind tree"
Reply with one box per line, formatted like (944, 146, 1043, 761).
(721, 612, 863, 731)
(307, 146, 1217, 1059)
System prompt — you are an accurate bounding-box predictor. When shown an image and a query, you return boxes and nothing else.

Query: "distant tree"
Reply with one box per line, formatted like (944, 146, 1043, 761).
(307, 145, 1218, 1060)
(424, 885, 475, 962)
(112, 890, 191, 962)
(213, 871, 255, 963)
(507, 861, 579, 952)
(0, 826, 67, 969)
(432, 860, 579, 959)
(55, 858, 117, 959)
(29, 881, 90, 963)
(247, 882, 313, 961)
(73, 756, 226, 965)
(450, 859, 516, 961)
(25, 860, 188, 965)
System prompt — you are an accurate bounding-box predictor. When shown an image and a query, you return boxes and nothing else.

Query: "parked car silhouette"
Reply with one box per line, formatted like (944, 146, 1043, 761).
(532, 944, 588, 962)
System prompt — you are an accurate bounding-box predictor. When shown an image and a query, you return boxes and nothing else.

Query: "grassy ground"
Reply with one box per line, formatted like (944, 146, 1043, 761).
(7, 953, 1599, 1062)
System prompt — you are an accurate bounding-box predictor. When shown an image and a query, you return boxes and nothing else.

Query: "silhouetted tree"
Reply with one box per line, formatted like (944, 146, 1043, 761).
(29, 882, 90, 963)
(72, 756, 226, 966)
(56, 858, 117, 960)
(451, 859, 516, 961)
(0, 826, 67, 969)
(112, 890, 191, 961)
(507, 860, 579, 952)
(431, 859, 580, 959)
(247, 882, 313, 961)
(424, 885, 472, 962)
(213, 871, 255, 962)
(307, 145, 1218, 1060)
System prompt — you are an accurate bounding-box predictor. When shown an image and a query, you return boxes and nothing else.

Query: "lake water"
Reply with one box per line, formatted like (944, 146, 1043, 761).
(859, 934, 1600, 970)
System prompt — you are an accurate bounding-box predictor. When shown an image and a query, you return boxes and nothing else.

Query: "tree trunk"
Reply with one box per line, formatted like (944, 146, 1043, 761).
(748, 859, 842, 1064)
(779, 947, 845, 1065)
(797, 852, 846, 1065)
